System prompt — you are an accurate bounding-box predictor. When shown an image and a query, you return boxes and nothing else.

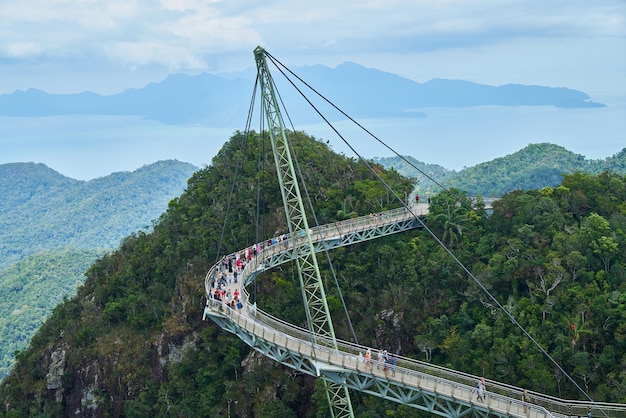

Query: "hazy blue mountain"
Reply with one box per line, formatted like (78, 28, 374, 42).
(0, 63, 605, 126)
(372, 155, 456, 194)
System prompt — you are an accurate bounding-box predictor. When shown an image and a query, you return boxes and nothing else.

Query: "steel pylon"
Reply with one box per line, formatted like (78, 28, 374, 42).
(254, 45, 355, 418)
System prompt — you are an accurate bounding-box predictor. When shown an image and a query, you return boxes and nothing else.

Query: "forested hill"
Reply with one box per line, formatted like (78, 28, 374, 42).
(0, 160, 197, 380)
(1, 132, 625, 416)
(376, 143, 626, 197)
(0, 160, 198, 270)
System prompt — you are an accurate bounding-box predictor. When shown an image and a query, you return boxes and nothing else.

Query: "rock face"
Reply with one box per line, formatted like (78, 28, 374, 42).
(46, 346, 66, 402)
(376, 309, 406, 354)
(39, 331, 199, 417)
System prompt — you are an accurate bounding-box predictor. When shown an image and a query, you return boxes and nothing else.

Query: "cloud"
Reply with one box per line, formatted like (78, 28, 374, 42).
(0, 0, 623, 94)
(3, 42, 42, 58)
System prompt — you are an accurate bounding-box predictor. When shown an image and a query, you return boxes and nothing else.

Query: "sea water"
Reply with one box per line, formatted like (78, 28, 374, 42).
(301, 103, 626, 171)
(1, 103, 624, 180)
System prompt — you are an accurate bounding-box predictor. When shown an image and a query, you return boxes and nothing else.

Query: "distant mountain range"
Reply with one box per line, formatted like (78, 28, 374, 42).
(0, 63, 605, 127)
(0, 160, 198, 270)
(0, 160, 197, 379)
(375, 143, 626, 197)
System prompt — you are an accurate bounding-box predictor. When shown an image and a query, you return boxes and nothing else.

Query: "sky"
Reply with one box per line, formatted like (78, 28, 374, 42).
(1, 0, 625, 179)
(1, 0, 624, 99)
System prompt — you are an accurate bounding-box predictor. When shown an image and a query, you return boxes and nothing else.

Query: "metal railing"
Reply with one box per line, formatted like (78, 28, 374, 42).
(204, 206, 626, 418)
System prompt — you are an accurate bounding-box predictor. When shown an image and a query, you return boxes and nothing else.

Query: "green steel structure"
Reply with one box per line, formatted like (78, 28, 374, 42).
(253, 45, 354, 418)
(204, 207, 626, 417)
(202, 46, 626, 418)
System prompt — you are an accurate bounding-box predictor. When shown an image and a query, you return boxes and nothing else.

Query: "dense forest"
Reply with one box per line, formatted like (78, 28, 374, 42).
(376, 143, 626, 197)
(1, 132, 625, 417)
(0, 160, 197, 379)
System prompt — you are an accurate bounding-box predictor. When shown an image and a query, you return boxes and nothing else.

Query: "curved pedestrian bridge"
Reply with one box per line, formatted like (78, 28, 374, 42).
(203, 205, 626, 418)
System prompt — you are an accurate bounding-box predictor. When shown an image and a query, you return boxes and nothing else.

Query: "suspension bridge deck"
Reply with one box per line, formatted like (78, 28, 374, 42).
(203, 204, 626, 418)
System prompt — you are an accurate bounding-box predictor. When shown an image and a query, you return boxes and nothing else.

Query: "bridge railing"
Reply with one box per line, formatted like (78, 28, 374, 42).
(205, 205, 424, 294)
(204, 206, 626, 418)
(297, 204, 425, 244)
(209, 288, 556, 417)
(212, 285, 626, 418)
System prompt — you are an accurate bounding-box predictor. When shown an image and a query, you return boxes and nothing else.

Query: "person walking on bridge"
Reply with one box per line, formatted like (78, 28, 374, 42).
(365, 348, 372, 371)
(476, 377, 485, 402)
(383, 355, 390, 378)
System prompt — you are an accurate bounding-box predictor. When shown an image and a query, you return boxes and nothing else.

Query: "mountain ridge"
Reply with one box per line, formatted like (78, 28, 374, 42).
(0, 159, 198, 379)
(375, 143, 626, 197)
(0, 160, 199, 269)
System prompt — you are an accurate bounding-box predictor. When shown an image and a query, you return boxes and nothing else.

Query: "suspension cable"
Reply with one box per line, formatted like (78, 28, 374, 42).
(268, 70, 360, 347)
(264, 51, 479, 216)
(253, 83, 265, 305)
(214, 77, 259, 264)
(262, 50, 601, 409)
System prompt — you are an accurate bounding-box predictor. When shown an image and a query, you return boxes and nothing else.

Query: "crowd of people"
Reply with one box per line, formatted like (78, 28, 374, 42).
(207, 232, 296, 311)
(208, 243, 261, 313)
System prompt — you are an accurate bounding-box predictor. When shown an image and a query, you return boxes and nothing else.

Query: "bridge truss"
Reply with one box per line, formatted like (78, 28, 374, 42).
(203, 46, 626, 418)
(254, 45, 353, 418)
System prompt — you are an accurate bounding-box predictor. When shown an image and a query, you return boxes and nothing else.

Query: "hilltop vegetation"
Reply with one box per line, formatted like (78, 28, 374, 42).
(1, 132, 625, 417)
(0, 160, 197, 379)
(376, 143, 626, 197)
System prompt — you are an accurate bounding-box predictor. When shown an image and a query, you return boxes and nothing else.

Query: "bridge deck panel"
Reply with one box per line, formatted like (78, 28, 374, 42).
(203, 204, 623, 418)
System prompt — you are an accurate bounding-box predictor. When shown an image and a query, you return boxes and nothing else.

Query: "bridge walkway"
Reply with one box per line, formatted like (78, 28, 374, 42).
(203, 204, 626, 418)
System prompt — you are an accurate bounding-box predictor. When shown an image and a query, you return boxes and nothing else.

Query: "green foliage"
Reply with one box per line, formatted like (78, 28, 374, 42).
(2, 131, 626, 417)
(0, 160, 197, 379)
(379, 143, 626, 198)
(0, 248, 105, 379)
(0, 160, 198, 270)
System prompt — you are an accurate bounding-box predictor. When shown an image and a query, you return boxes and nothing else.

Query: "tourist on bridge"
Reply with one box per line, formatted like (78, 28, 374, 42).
(365, 348, 372, 371)
(476, 377, 486, 402)
(383, 355, 390, 378)
(377, 349, 383, 369)
(522, 389, 529, 413)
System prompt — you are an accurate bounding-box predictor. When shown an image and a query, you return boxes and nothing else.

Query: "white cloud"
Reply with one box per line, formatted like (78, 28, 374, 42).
(0, 0, 623, 95)
(3, 42, 42, 58)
